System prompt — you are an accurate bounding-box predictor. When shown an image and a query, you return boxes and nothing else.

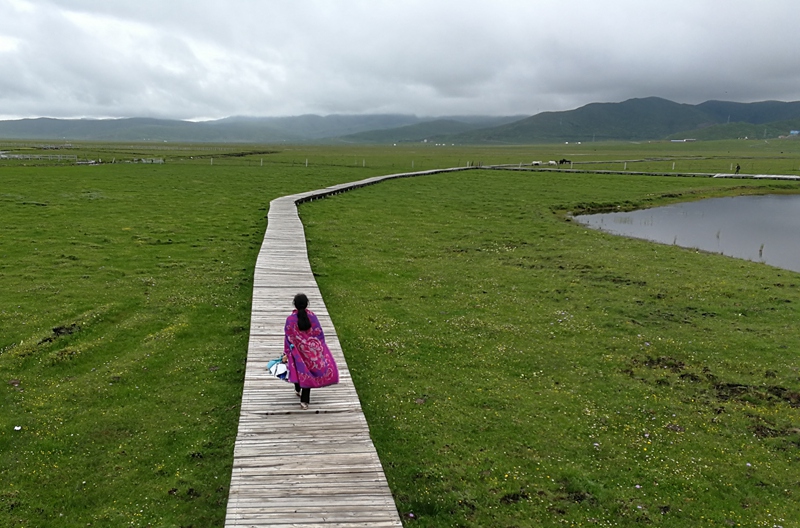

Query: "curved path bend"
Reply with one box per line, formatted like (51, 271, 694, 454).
(225, 167, 471, 527)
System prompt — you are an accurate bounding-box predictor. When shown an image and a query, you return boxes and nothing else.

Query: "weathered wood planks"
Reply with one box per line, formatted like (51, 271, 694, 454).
(225, 168, 470, 527)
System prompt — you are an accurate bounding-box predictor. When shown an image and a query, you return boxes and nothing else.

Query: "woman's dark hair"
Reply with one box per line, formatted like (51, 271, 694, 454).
(294, 293, 311, 331)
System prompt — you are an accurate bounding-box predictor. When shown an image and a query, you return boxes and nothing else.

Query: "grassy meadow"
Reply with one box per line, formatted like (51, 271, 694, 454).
(0, 145, 396, 527)
(1, 138, 800, 527)
(300, 144, 800, 527)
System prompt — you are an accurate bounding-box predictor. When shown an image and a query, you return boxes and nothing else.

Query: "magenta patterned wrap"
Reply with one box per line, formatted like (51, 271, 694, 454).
(284, 309, 339, 389)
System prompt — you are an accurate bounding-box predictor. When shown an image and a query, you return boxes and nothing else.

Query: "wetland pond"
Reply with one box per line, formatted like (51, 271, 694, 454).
(574, 194, 800, 274)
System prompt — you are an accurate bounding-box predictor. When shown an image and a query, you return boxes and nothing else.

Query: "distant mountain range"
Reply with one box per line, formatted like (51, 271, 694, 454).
(443, 98, 800, 144)
(0, 114, 523, 144)
(2, 98, 800, 144)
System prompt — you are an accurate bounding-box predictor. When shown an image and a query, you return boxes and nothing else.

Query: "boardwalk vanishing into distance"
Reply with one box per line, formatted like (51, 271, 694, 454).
(225, 168, 471, 527)
(494, 163, 800, 181)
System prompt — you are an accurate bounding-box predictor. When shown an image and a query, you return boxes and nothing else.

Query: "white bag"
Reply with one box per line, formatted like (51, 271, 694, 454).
(269, 362, 288, 379)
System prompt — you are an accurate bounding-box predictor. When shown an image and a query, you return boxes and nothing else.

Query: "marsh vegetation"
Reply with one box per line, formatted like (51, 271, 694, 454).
(1, 139, 800, 526)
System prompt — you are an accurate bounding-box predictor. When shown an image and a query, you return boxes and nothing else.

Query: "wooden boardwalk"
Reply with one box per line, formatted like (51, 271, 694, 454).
(495, 164, 800, 180)
(225, 168, 470, 527)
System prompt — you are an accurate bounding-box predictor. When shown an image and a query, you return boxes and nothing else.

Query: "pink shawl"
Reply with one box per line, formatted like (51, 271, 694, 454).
(284, 309, 339, 389)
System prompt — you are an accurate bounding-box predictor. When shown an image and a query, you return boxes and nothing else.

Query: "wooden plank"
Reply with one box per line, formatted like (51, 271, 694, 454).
(226, 169, 471, 526)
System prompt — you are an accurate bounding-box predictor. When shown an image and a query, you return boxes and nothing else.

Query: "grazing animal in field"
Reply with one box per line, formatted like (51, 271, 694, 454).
(558, 158, 571, 165)
(548, 160, 558, 166)
(531, 161, 541, 166)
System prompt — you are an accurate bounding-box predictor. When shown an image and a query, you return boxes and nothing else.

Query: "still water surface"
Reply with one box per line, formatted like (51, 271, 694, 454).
(574, 194, 800, 273)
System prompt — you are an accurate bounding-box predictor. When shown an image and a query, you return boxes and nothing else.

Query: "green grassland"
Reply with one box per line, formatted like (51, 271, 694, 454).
(0, 147, 390, 527)
(301, 169, 800, 528)
(1, 139, 800, 527)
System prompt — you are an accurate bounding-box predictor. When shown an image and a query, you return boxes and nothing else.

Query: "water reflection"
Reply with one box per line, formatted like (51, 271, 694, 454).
(574, 195, 800, 273)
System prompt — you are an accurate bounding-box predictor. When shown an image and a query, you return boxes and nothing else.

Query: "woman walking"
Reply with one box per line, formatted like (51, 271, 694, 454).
(284, 293, 339, 410)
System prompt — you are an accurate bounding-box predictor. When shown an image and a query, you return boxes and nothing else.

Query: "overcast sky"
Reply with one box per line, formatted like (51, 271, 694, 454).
(1, 0, 798, 121)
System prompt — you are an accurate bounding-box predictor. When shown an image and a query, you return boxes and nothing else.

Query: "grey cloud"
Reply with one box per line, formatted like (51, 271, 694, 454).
(1, 0, 799, 119)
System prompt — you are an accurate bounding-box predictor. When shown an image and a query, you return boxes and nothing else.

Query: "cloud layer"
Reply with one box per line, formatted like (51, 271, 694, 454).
(1, 0, 799, 119)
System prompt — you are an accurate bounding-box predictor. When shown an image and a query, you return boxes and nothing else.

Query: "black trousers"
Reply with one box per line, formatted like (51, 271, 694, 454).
(294, 383, 310, 404)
